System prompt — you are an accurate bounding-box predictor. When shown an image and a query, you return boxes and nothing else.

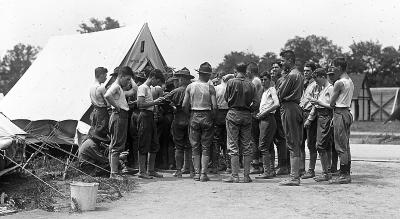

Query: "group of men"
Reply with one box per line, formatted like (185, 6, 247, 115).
(78, 49, 354, 186)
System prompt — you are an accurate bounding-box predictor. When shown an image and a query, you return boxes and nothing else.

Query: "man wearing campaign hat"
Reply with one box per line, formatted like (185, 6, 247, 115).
(164, 67, 194, 177)
(223, 63, 257, 183)
(277, 50, 305, 186)
(182, 62, 217, 182)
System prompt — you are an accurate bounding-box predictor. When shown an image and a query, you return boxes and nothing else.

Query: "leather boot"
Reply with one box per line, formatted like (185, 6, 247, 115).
(120, 160, 139, 175)
(192, 155, 201, 181)
(314, 152, 331, 182)
(110, 153, 124, 180)
(138, 153, 153, 179)
(147, 153, 163, 178)
(243, 156, 253, 183)
(255, 154, 274, 179)
(173, 150, 184, 178)
(225, 154, 232, 174)
(200, 155, 210, 182)
(270, 150, 276, 177)
(223, 155, 240, 183)
(279, 156, 300, 186)
(329, 164, 351, 184)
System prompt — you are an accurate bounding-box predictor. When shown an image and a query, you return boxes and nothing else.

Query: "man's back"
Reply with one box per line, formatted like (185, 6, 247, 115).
(225, 77, 256, 111)
(90, 82, 107, 107)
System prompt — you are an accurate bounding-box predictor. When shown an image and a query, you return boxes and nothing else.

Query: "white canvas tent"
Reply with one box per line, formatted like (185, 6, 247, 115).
(0, 23, 167, 144)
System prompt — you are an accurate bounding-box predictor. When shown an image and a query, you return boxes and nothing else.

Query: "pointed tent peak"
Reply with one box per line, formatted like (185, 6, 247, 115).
(120, 23, 167, 73)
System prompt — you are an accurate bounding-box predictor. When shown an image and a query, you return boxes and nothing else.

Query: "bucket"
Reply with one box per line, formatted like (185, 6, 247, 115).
(70, 182, 99, 211)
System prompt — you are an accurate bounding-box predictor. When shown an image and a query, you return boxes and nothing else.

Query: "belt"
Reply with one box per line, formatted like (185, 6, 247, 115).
(191, 109, 211, 112)
(140, 109, 154, 113)
(229, 107, 250, 112)
(334, 107, 350, 112)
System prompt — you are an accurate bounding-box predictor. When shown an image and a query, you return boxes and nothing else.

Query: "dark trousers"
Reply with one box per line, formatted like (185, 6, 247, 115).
(274, 109, 287, 168)
(258, 113, 277, 156)
(137, 110, 159, 154)
(226, 110, 252, 156)
(316, 108, 333, 152)
(156, 113, 174, 169)
(89, 106, 110, 143)
(189, 111, 214, 156)
(251, 116, 261, 160)
(109, 110, 129, 157)
(280, 102, 304, 158)
(212, 109, 228, 164)
(301, 110, 317, 170)
(333, 108, 352, 165)
(127, 109, 140, 165)
(171, 113, 190, 152)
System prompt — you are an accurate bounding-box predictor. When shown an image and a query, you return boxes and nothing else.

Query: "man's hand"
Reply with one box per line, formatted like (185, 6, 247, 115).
(304, 119, 311, 128)
(154, 97, 165, 105)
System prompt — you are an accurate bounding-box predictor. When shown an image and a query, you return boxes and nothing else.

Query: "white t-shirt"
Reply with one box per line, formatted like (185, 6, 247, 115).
(105, 82, 129, 111)
(215, 82, 228, 110)
(137, 84, 154, 111)
(259, 86, 279, 114)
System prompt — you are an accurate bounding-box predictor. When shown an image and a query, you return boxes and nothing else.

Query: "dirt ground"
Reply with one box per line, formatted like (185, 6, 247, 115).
(6, 160, 400, 218)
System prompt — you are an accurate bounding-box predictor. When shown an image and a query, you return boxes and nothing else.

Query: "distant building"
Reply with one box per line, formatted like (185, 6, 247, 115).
(350, 73, 372, 121)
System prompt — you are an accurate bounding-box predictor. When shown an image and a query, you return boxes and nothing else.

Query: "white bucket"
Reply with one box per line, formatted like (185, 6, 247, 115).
(70, 182, 99, 211)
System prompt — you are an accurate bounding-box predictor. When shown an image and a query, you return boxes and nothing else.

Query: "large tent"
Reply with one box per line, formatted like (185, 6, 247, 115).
(0, 23, 167, 144)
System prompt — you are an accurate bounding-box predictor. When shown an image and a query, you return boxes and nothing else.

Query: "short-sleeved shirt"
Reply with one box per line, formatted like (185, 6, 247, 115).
(259, 86, 279, 114)
(105, 82, 129, 111)
(277, 68, 304, 104)
(90, 82, 107, 107)
(300, 80, 321, 111)
(225, 77, 256, 111)
(137, 84, 154, 111)
(215, 83, 229, 110)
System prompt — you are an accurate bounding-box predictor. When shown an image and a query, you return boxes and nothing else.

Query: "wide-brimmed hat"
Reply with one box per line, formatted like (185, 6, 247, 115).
(195, 62, 213, 74)
(174, 67, 195, 79)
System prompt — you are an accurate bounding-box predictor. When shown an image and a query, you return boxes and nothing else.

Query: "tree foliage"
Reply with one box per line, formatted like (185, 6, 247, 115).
(0, 43, 41, 94)
(215, 51, 260, 75)
(77, 17, 120, 33)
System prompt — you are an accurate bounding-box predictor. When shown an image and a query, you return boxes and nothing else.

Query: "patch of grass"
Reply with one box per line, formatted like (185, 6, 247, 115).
(351, 121, 400, 133)
(0, 157, 136, 213)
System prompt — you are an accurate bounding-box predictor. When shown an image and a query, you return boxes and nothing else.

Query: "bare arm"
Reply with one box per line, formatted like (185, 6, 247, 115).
(104, 87, 120, 110)
(182, 85, 191, 114)
(209, 85, 218, 114)
(330, 81, 344, 108)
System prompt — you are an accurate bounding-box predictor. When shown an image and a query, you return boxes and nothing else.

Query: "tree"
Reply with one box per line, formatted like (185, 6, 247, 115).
(282, 35, 342, 69)
(215, 51, 260, 75)
(77, 17, 120, 33)
(259, 52, 278, 73)
(0, 44, 41, 94)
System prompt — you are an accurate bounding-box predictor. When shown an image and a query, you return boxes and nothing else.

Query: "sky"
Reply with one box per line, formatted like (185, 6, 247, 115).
(1, 0, 400, 73)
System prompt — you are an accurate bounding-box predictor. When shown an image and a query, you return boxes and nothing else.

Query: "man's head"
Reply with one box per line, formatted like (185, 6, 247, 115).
(280, 50, 296, 70)
(148, 69, 165, 86)
(174, 67, 194, 86)
(260, 71, 272, 88)
(117, 66, 134, 87)
(235, 62, 248, 77)
(271, 61, 283, 80)
(95, 67, 108, 83)
(246, 62, 259, 78)
(328, 57, 347, 83)
(196, 62, 213, 82)
(304, 61, 317, 80)
(312, 68, 328, 86)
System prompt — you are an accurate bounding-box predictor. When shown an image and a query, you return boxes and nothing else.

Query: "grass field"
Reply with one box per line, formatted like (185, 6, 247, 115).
(351, 120, 400, 133)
